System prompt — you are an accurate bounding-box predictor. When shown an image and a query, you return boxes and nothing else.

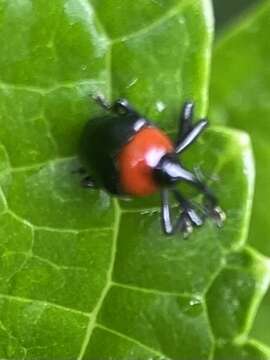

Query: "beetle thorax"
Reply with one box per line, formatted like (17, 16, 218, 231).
(118, 127, 174, 196)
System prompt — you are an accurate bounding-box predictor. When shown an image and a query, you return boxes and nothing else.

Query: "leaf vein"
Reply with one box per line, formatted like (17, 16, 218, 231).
(77, 199, 121, 360)
(112, 281, 201, 299)
(96, 323, 171, 359)
(111, 0, 192, 44)
(0, 294, 90, 318)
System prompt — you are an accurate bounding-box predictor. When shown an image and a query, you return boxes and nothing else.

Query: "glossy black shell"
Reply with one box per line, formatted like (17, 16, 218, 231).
(79, 112, 150, 194)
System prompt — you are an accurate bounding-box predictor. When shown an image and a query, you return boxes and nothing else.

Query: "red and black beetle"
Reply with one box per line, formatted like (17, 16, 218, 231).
(79, 97, 225, 236)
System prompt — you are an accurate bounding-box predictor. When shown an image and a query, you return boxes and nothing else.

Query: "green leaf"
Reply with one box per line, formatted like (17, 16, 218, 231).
(0, 117, 264, 359)
(210, 2, 270, 257)
(214, 339, 270, 360)
(0, 0, 267, 359)
(207, 247, 270, 340)
(250, 290, 270, 348)
(209, 2, 270, 350)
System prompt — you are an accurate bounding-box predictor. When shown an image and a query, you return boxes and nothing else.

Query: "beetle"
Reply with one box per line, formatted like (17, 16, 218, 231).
(78, 96, 225, 236)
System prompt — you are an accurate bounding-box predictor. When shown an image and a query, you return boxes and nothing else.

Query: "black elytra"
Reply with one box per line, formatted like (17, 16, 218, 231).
(78, 96, 226, 237)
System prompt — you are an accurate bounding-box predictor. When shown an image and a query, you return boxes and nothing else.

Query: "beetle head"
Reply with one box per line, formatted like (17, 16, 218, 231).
(153, 153, 195, 187)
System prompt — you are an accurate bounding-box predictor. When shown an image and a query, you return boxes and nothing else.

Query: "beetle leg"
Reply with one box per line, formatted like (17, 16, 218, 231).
(111, 99, 140, 116)
(176, 101, 194, 143)
(172, 189, 204, 228)
(161, 189, 202, 237)
(191, 183, 225, 226)
(175, 102, 208, 154)
(93, 95, 111, 110)
(81, 176, 96, 189)
(161, 189, 180, 235)
(93, 95, 140, 116)
(175, 120, 208, 154)
(174, 167, 226, 227)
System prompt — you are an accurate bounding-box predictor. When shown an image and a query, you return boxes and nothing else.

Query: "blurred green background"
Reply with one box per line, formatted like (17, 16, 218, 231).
(213, 0, 260, 29)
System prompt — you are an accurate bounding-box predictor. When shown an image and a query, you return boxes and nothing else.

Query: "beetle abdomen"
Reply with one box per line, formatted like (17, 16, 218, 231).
(79, 113, 149, 195)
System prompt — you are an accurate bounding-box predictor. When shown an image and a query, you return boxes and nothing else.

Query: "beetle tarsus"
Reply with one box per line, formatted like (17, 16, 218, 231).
(187, 179, 226, 227)
(204, 204, 226, 227)
(179, 215, 193, 238)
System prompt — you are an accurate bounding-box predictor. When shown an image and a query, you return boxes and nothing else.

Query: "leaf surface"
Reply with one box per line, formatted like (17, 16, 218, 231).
(0, 0, 267, 359)
(209, 2, 270, 349)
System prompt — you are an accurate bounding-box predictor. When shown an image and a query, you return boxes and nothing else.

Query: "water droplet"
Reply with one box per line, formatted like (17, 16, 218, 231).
(156, 101, 166, 113)
(189, 297, 201, 307)
(178, 295, 203, 317)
